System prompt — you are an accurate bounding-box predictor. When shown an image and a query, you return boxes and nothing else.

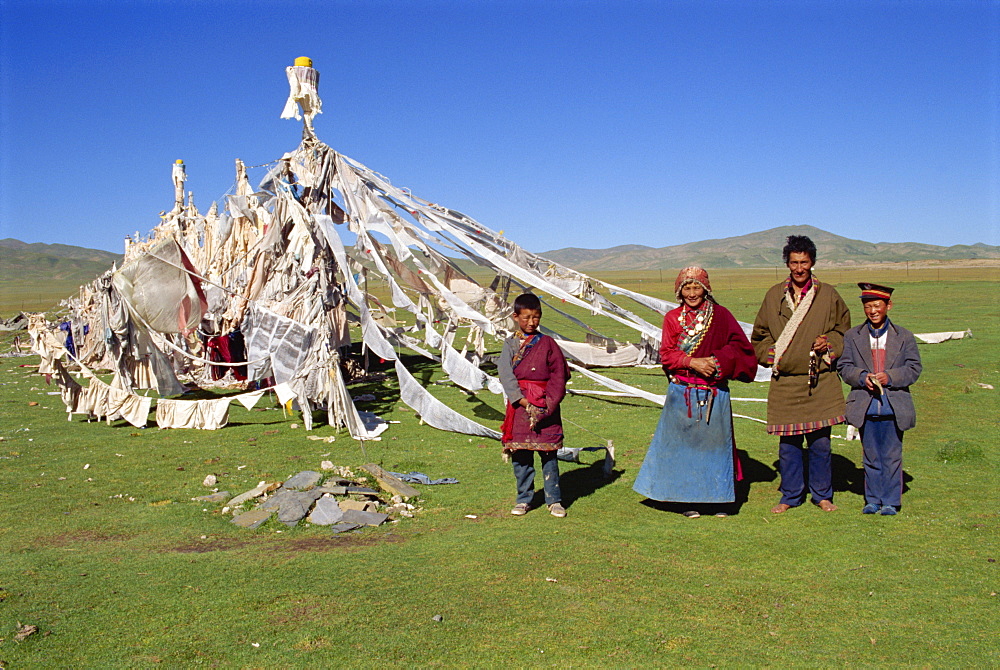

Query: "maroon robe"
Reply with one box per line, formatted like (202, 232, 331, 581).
(500, 334, 569, 451)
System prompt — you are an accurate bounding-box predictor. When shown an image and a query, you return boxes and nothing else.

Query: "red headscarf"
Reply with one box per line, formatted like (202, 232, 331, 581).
(674, 266, 713, 301)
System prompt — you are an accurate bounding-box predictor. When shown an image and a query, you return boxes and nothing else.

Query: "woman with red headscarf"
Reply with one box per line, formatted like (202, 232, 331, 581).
(633, 267, 758, 517)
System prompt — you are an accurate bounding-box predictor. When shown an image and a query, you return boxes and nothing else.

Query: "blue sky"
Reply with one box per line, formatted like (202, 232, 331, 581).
(1, 0, 997, 254)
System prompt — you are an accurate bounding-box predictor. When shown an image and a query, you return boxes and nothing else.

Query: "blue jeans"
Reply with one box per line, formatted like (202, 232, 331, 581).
(512, 449, 561, 506)
(777, 427, 833, 506)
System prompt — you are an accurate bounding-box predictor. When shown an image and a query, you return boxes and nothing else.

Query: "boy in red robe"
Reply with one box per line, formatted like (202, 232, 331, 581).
(498, 293, 570, 517)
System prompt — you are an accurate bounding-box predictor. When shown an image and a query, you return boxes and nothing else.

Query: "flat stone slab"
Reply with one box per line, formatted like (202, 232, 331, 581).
(307, 497, 345, 525)
(340, 509, 389, 527)
(283, 471, 323, 491)
(260, 489, 292, 510)
(317, 484, 348, 496)
(231, 508, 273, 529)
(278, 491, 317, 527)
(329, 522, 361, 534)
(262, 489, 324, 512)
(338, 499, 377, 513)
(361, 463, 421, 499)
(193, 491, 230, 503)
(346, 486, 379, 495)
(226, 481, 280, 507)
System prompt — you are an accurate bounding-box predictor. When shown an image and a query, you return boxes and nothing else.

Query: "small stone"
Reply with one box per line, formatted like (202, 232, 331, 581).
(83, 464, 90, 470)
(230, 508, 273, 529)
(28, 401, 38, 406)
(283, 471, 323, 491)
(202, 474, 217, 487)
(307, 497, 345, 525)
(320, 460, 335, 470)
(14, 623, 38, 641)
(290, 423, 299, 429)
(432, 615, 443, 622)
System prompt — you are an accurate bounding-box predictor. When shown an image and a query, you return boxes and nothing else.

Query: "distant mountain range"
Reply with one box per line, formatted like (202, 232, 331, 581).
(2, 226, 996, 287)
(540, 226, 999, 271)
(0, 239, 121, 283)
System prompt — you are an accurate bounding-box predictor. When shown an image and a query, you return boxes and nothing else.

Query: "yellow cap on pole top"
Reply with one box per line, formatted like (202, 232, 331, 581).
(175, 159, 184, 164)
(294, 56, 313, 67)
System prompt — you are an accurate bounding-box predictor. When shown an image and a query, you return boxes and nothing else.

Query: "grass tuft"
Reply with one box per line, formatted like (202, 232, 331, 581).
(935, 440, 985, 463)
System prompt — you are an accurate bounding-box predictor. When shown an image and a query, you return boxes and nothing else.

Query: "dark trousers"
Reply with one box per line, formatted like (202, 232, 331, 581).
(777, 427, 833, 506)
(860, 417, 904, 508)
(511, 449, 561, 506)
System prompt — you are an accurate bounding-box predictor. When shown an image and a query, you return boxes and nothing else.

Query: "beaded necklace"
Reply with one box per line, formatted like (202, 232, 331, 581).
(677, 300, 713, 354)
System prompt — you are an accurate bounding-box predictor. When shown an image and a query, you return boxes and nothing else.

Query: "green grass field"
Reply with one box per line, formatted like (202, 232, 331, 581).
(0, 275, 997, 666)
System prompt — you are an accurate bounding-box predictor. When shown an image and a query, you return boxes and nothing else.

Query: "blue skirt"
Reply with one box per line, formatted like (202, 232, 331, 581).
(633, 382, 736, 503)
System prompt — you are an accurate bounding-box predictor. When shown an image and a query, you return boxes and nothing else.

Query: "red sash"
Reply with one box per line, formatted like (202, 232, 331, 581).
(500, 380, 546, 442)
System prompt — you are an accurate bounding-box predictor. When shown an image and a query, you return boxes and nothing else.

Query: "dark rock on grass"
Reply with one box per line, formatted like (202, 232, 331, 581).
(262, 489, 324, 512)
(307, 496, 345, 525)
(329, 522, 361, 534)
(282, 470, 323, 491)
(260, 489, 290, 511)
(261, 490, 319, 527)
(340, 509, 389, 527)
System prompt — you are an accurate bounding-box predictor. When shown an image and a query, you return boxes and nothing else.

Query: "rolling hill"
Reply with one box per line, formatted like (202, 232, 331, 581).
(540, 226, 1000, 272)
(0, 239, 121, 283)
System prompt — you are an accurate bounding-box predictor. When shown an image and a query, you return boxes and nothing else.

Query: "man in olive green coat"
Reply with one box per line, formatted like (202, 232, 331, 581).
(751, 235, 851, 513)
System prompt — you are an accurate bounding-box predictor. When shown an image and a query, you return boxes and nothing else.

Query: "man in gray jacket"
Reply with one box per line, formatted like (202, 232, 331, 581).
(837, 283, 922, 516)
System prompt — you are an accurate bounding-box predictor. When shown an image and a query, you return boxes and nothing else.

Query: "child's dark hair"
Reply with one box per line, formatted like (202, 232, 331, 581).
(782, 235, 817, 264)
(513, 293, 542, 314)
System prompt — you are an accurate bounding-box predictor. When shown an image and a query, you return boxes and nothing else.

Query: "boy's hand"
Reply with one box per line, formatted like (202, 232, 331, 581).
(525, 403, 544, 429)
(865, 373, 888, 392)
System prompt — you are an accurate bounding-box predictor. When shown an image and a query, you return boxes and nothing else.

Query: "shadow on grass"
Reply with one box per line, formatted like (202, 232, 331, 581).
(636, 450, 776, 517)
(465, 394, 505, 422)
(223, 419, 288, 427)
(831, 452, 865, 496)
(763, 451, 914, 499)
(526, 459, 623, 510)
